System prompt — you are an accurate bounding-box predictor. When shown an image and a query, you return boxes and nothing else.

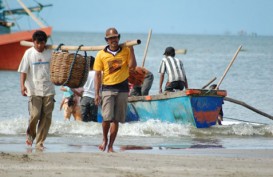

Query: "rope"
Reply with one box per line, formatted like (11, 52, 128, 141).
(223, 116, 268, 125)
(78, 50, 88, 87)
(63, 45, 88, 88)
(63, 45, 83, 87)
(56, 43, 64, 51)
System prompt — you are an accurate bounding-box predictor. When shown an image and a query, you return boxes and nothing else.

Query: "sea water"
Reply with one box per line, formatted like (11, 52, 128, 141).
(0, 32, 273, 153)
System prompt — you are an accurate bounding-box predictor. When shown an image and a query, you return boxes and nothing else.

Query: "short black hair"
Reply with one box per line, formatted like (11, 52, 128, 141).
(32, 30, 47, 42)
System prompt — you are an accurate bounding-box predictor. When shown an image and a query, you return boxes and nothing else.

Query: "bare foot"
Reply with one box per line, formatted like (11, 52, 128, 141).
(36, 145, 45, 151)
(26, 134, 33, 147)
(99, 140, 107, 151)
(107, 146, 115, 153)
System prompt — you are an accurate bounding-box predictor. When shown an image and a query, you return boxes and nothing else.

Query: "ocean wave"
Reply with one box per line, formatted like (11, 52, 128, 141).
(0, 118, 272, 137)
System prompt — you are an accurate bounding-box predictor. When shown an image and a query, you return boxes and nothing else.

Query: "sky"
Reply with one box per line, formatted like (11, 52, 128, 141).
(4, 0, 273, 36)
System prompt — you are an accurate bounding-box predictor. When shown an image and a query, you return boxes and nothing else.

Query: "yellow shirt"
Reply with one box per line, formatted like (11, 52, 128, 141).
(94, 46, 131, 85)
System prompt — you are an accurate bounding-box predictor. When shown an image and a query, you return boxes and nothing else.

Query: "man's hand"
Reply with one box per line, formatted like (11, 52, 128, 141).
(95, 95, 101, 106)
(21, 85, 27, 96)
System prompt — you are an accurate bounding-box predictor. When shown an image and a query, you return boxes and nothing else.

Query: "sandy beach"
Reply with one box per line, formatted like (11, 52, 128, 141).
(1, 149, 273, 177)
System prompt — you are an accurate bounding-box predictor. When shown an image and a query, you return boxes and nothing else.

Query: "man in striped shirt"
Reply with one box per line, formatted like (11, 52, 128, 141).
(158, 46, 188, 93)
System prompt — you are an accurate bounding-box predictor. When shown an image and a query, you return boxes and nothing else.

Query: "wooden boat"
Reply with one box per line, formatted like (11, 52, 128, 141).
(0, 0, 52, 70)
(98, 89, 227, 128)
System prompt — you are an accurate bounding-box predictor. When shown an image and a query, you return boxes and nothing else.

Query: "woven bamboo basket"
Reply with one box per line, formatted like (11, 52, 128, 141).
(50, 45, 90, 88)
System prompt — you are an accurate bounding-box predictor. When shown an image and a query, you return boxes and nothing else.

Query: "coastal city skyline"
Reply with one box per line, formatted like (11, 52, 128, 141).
(3, 0, 273, 36)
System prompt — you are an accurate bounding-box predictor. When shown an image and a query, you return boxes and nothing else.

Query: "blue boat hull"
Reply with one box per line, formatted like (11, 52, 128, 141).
(98, 89, 226, 128)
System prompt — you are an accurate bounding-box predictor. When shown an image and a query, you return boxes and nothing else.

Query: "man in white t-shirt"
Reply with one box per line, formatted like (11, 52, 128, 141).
(18, 30, 55, 150)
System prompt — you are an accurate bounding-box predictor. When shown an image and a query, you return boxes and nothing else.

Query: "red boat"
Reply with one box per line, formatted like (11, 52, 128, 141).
(0, 0, 52, 70)
(0, 27, 52, 70)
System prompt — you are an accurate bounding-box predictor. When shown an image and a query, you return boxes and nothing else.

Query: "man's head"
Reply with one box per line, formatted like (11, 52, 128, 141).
(32, 30, 47, 52)
(32, 30, 47, 43)
(104, 27, 120, 50)
(209, 84, 217, 90)
(163, 47, 175, 57)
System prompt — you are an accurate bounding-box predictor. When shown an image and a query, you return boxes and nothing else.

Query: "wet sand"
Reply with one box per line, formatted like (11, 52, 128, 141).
(1, 149, 273, 177)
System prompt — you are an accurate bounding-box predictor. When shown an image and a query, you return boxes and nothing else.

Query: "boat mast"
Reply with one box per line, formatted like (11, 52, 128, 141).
(17, 0, 46, 28)
(3, 4, 52, 16)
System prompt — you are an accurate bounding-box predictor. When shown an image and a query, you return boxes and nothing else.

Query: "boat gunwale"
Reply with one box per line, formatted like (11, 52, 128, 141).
(128, 89, 227, 102)
(0, 26, 52, 45)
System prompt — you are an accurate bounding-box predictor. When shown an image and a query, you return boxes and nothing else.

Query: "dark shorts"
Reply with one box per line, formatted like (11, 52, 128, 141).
(80, 96, 98, 122)
(165, 81, 185, 92)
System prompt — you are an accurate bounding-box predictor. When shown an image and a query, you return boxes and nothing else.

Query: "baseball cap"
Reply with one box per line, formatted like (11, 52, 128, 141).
(105, 28, 120, 39)
(163, 46, 175, 55)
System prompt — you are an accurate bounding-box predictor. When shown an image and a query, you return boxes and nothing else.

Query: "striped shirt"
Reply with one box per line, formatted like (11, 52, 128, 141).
(158, 56, 186, 82)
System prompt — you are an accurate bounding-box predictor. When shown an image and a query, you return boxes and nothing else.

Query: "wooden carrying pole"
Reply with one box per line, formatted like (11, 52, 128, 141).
(20, 40, 141, 51)
(175, 49, 187, 55)
(224, 97, 273, 120)
(141, 29, 152, 67)
(17, 0, 46, 28)
(216, 45, 242, 89)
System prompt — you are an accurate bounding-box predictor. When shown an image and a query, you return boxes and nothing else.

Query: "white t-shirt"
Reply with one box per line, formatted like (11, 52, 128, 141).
(18, 47, 55, 96)
(82, 70, 96, 98)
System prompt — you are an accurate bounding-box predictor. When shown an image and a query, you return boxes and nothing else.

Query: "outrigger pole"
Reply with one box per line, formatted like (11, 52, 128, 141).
(216, 45, 242, 90)
(141, 29, 152, 67)
(224, 97, 273, 121)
